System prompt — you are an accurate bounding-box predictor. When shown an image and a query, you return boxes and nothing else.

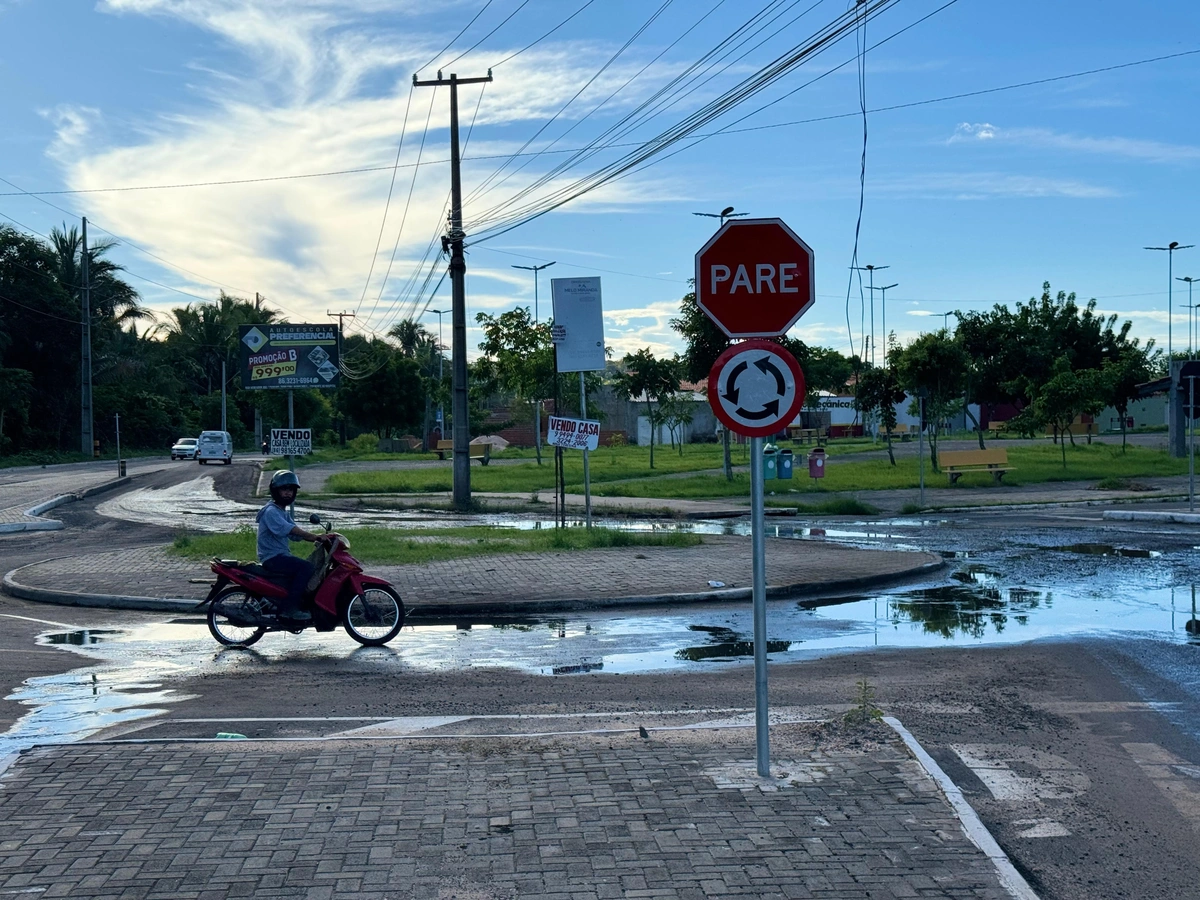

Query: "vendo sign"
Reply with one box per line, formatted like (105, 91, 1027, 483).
(695, 218, 815, 338)
(546, 416, 600, 451)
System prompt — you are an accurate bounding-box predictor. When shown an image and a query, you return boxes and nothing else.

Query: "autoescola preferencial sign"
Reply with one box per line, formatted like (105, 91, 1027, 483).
(239, 324, 340, 390)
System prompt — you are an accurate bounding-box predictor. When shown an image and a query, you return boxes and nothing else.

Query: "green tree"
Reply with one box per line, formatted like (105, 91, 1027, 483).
(892, 330, 968, 471)
(854, 363, 906, 465)
(1032, 357, 1103, 466)
(475, 307, 554, 463)
(1101, 342, 1155, 451)
(669, 287, 733, 477)
(339, 339, 422, 437)
(613, 348, 681, 469)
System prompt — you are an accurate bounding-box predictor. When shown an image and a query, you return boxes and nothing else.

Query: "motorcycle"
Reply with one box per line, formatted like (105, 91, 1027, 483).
(198, 514, 405, 648)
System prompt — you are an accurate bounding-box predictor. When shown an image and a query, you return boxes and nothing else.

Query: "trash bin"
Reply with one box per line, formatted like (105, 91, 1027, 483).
(778, 449, 793, 479)
(808, 447, 826, 479)
(762, 443, 778, 480)
(118, 460, 126, 477)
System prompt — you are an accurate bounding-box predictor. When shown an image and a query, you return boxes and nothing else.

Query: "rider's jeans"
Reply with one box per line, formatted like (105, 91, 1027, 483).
(262, 554, 314, 615)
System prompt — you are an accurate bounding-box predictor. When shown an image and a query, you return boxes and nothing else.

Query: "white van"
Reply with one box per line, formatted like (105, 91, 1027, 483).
(197, 430, 234, 465)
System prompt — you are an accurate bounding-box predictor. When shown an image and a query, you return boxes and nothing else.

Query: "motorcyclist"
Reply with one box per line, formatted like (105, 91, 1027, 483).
(256, 470, 333, 623)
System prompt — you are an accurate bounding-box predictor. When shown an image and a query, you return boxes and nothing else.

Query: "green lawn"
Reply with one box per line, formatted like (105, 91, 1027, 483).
(323, 441, 879, 495)
(169, 524, 703, 565)
(590, 443, 1189, 499)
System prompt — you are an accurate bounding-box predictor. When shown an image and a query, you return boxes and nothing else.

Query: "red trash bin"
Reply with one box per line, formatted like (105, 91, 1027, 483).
(808, 447, 826, 479)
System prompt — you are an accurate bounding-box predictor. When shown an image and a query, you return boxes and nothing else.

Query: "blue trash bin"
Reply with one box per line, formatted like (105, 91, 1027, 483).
(778, 449, 793, 479)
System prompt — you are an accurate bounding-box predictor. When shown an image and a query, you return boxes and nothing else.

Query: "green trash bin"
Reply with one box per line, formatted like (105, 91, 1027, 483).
(778, 449, 793, 479)
(762, 444, 779, 480)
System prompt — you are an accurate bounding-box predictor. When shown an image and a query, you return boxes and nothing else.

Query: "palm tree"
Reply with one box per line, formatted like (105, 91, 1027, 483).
(158, 293, 275, 394)
(387, 318, 431, 358)
(49, 224, 146, 325)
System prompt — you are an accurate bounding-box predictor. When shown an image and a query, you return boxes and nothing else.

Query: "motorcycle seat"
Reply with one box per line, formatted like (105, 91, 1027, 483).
(230, 561, 290, 584)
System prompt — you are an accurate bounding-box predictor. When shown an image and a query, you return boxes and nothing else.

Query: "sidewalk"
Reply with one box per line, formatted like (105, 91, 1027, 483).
(2, 536, 944, 614)
(0, 719, 1020, 899)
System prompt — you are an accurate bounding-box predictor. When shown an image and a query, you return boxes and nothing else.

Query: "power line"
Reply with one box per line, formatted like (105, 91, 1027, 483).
(354, 83, 416, 316)
(417, 0, 495, 76)
(2, 45, 1193, 201)
(442, 0, 534, 71)
(490, 0, 599, 68)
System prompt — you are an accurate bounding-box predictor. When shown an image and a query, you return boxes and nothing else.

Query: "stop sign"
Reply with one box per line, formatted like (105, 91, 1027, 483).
(695, 218, 815, 338)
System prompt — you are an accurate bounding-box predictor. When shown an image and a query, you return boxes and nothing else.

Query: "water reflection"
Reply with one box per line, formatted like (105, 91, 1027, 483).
(674, 625, 792, 662)
(886, 584, 1046, 639)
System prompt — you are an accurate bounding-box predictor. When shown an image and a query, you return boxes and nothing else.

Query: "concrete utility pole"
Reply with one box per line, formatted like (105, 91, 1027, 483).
(511, 261, 555, 455)
(414, 69, 493, 511)
(80, 217, 93, 456)
(221, 360, 227, 432)
(851, 264, 888, 367)
(327, 311, 354, 446)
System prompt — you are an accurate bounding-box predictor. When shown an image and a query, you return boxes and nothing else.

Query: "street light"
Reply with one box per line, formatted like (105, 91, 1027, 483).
(1178, 277, 1199, 359)
(693, 206, 748, 225)
(1145, 242, 1194, 361)
(853, 264, 890, 365)
(868, 282, 898, 358)
(428, 308, 449, 437)
(511, 261, 556, 454)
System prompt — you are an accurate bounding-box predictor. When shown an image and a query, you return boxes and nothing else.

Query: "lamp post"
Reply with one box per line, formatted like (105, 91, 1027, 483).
(867, 282, 898, 359)
(852, 264, 889, 366)
(428, 308, 448, 437)
(1178, 277, 1198, 359)
(693, 206, 747, 226)
(511, 261, 555, 454)
(1145, 242, 1194, 362)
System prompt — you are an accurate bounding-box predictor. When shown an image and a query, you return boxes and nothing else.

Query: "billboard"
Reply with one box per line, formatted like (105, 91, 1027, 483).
(239, 324, 339, 390)
(550, 277, 606, 373)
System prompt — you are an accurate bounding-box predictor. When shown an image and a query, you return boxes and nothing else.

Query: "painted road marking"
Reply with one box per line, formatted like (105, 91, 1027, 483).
(1122, 742, 1200, 828)
(952, 744, 1090, 803)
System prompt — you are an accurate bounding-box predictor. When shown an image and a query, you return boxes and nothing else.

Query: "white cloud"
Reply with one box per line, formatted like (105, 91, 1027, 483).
(50, 2, 693, 330)
(949, 122, 1200, 164)
(876, 171, 1117, 200)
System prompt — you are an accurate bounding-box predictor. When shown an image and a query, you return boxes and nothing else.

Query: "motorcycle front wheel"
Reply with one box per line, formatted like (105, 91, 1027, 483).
(343, 586, 405, 646)
(208, 587, 266, 648)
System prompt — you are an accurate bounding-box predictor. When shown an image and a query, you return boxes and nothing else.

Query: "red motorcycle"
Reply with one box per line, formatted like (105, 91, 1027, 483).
(199, 514, 404, 648)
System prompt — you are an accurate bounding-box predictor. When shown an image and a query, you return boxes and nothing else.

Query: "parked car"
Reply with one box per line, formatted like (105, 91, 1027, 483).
(170, 437, 199, 460)
(197, 430, 234, 465)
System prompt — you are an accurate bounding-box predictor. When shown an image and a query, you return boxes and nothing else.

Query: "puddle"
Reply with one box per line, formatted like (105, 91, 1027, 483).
(1054, 543, 1162, 559)
(0, 631, 191, 765)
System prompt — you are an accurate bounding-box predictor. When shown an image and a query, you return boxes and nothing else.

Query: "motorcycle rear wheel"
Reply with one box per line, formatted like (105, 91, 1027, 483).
(343, 586, 404, 646)
(208, 587, 266, 648)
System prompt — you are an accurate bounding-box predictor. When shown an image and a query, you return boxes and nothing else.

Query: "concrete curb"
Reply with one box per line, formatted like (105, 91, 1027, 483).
(0, 477, 131, 534)
(2, 557, 944, 617)
(884, 716, 1040, 900)
(1102, 509, 1200, 524)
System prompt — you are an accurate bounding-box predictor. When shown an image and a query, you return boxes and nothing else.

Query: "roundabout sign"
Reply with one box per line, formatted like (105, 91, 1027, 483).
(707, 339, 806, 438)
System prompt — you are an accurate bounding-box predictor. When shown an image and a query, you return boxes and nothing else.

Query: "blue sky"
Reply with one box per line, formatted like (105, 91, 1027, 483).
(1, 0, 1198, 364)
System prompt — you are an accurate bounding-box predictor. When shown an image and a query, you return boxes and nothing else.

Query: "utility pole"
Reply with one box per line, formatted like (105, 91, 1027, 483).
(512, 261, 555, 457)
(867, 282, 898, 360)
(414, 69, 493, 511)
(221, 360, 227, 432)
(80, 217, 93, 456)
(851, 264, 888, 367)
(254, 292, 263, 450)
(327, 311, 355, 446)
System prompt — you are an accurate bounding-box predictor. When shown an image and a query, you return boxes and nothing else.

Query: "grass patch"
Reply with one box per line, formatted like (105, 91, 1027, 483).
(0, 448, 165, 469)
(169, 524, 703, 566)
(1093, 476, 1157, 492)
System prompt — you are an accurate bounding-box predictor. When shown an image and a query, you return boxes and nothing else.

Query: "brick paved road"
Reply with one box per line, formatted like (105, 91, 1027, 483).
(0, 728, 1009, 899)
(7, 537, 942, 613)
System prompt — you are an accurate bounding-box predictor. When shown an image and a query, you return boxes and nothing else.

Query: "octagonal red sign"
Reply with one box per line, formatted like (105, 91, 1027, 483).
(694, 218, 815, 338)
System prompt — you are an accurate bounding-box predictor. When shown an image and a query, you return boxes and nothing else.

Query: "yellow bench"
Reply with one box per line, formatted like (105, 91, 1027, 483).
(940, 448, 1013, 484)
(986, 420, 1007, 435)
(435, 439, 491, 464)
(787, 426, 826, 445)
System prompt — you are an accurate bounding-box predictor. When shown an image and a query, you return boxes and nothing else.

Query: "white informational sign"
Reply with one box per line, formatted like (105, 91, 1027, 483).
(546, 416, 601, 451)
(270, 428, 312, 456)
(550, 277, 606, 372)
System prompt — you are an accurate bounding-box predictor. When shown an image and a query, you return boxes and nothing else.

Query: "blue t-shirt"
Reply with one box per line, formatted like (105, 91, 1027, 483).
(256, 502, 298, 562)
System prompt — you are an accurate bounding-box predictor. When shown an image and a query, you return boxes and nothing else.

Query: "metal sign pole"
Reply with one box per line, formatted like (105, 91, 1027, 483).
(288, 390, 295, 515)
(580, 373, 592, 528)
(114, 413, 121, 476)
(1191, 377, 1196, 513)
(750, 434, 769, 777)
(918, 397, 925, 508)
